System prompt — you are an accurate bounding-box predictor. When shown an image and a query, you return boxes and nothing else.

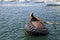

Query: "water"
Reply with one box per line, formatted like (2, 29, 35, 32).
(0, 3, 60, 40)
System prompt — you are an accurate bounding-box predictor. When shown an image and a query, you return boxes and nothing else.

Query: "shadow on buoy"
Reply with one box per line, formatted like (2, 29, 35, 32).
(25, 12, 49, 36)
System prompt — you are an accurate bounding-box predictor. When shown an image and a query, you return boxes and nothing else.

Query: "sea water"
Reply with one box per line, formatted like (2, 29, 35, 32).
(0, 3, 60, 40)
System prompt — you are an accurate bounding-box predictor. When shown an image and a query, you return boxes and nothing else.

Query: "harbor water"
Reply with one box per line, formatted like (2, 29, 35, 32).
(0, 3, 60, 40)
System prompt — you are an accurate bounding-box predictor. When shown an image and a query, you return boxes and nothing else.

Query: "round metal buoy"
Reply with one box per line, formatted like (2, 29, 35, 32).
(25, 13, 49, 36)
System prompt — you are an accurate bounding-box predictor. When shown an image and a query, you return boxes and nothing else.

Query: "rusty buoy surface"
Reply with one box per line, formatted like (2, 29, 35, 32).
(25, 13, 49, 36)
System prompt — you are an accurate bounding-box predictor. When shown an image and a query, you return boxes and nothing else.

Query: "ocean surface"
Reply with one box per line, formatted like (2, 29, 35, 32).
(0, 3, 60, 40)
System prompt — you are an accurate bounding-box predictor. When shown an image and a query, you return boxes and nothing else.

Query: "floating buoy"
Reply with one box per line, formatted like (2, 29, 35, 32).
(25, 12, 49, 36)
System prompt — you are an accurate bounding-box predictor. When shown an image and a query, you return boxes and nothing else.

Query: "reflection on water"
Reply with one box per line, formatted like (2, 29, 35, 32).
(24, 35, 48, 40)
(0, 3, 60, 40)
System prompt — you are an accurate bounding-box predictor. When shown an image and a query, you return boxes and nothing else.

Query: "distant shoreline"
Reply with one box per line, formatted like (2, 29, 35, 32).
(0, 2, 45, 6)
